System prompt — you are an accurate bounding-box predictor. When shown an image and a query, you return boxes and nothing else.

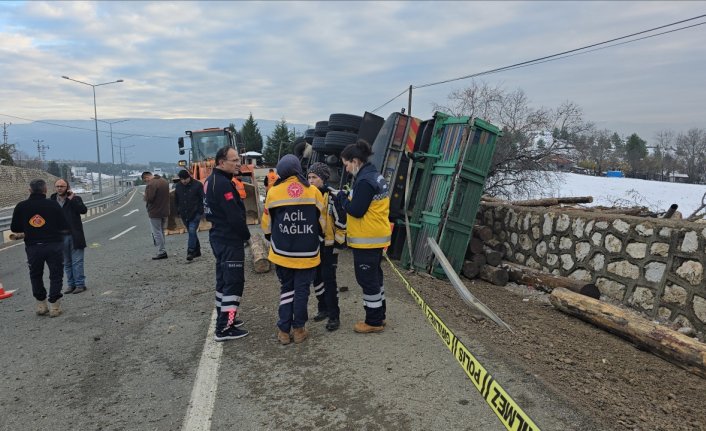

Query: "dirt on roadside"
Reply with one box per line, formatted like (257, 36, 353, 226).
(399, 269, 706, 431)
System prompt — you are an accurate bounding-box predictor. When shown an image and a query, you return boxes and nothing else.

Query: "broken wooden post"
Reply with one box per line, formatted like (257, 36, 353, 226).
(250, 233, 271, 273)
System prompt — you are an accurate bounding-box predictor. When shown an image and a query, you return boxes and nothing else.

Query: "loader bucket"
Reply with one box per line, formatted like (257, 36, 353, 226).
(241, 181, 261, 225)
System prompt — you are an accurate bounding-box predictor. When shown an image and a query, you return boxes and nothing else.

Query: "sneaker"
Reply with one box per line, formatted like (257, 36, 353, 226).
(36, 300, 49, 316)
(234, 319, 244, 328)
(152, 252, 168, 260)
(325, 318, 340, 332)
(49, 300, 62, 318)
(73, 286, 87, 294)
(214, 326, 249, 342)
(186, 253, 194, 261)
(193, 250, 202, 258)
(277, 330, 291, 345)
(292, 327, 308, 344)
(64, 286, 76, 294)
(313, 311, 328, 322)
(353, 321, 384, 334)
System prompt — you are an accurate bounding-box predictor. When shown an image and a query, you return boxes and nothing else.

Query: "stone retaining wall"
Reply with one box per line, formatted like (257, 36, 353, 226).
(0, 166, 60, 208)
(480, 203, 706, 334)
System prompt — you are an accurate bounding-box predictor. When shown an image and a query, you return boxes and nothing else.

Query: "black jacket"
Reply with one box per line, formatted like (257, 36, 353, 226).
(11, 193, 69, 245)
(174, 178, 204, 221)
(204, 168, 251, 242)
(50, 192, 88, 249)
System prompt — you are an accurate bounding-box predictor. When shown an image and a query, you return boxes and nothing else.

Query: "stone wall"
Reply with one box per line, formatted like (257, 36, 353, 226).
(0, 166, 60, 208)
(480, 203, 706, 334)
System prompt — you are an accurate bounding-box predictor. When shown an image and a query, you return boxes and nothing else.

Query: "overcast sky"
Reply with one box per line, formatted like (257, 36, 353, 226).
(1, 1, 705, 143)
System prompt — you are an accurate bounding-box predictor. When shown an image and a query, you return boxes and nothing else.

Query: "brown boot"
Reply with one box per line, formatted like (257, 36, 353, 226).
(354, 321, 384, 333)
(49, 300, 62, 318)
(36, 300, 49, 316)
(277, 330, 291, 345)
(292, 327, 308, 344)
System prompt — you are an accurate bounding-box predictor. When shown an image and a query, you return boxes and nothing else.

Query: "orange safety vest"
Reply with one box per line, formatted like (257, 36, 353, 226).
(232, 177, 247, 199)
(266, 172, 278, 191)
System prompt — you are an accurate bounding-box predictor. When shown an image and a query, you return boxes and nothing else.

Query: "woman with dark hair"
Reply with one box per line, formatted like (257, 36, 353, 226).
(336, 139, 391, 333)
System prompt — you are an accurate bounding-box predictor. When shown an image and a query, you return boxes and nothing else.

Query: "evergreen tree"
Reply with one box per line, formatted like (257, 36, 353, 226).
(47, 160, 61, 177)
(240, 113, 264, 153)
(625, 133, 647, 176)
(0, 143, 15, 165)
(262, 119, 293, 164)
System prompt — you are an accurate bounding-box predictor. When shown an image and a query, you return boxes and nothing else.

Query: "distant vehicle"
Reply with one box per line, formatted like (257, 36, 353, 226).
(177, 127, 260, 224)
(605, 170, 625, 178)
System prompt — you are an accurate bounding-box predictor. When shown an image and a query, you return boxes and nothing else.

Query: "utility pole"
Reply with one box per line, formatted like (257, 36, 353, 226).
(2, 122, 10, 147)
(34, 139, 49, 169)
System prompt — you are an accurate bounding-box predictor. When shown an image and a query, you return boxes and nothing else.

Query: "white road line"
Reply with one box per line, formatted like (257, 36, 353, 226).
(109, 226, 136, 240)
(123, 209, 139, 217)
(182, 310, 222, 431)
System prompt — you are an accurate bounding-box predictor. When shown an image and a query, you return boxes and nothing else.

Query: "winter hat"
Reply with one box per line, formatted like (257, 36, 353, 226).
(276, 154, 309, 186)
(307, 162, 330, 183)
(177, 169, 191, 179)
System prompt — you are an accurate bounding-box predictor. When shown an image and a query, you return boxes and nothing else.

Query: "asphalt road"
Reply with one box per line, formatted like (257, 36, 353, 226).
(0, 188, 594, 430)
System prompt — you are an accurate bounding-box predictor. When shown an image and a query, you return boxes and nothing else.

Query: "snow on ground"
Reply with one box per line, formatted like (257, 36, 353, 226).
(528, 172, 706, 216)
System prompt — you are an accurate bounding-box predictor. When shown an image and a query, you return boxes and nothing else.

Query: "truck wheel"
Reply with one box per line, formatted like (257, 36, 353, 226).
(304, 128, 315, 144)
(312, 136, 326, 152)
(324, 131, 357, 153)
(328, 114, 362, 133)
(315, 121, 329, 137)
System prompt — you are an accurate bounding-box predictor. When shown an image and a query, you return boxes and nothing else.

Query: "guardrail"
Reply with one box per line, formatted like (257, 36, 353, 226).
(0, 188, 134, 235)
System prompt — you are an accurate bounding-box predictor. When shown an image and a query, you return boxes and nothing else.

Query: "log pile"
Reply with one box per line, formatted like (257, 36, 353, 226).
(461, 223, 509, 286)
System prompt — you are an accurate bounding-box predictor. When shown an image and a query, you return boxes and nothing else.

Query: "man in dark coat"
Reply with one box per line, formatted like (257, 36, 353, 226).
(11, 179, 69, 317)
(174, 169, 204, 261)
(142, 171, 170, 259)
(50, 179, 89, 294)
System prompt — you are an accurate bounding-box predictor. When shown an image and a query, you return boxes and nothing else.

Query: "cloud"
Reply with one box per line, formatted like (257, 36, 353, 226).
(0, 0, 704, 145)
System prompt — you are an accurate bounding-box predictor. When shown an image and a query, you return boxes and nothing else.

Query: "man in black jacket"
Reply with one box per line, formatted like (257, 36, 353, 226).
(204, 146, 251, 341)
(11, 179, 69, 317)
(174, 169, 204, 261)
(50, 179, 88, 294)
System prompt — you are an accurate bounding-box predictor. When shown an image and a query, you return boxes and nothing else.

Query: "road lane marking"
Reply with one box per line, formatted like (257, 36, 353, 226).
(109, 226, 136, 240)
(182, 310, 222, 431)
(123, 209, 139, 217)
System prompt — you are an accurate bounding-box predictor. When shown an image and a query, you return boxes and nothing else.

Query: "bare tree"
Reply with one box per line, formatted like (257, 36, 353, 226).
(432, 81, 592, 198)
(675, 128, 706, 183)
(653, 129, 675, 180)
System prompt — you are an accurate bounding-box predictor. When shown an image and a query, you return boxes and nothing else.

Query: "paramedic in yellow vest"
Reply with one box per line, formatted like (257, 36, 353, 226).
(335, 139, 391, 333)
(307, 162, 346, 332)
(231, 175, 247, 199)
(264, 168, 278, 194)
(262, 155, 326, 345)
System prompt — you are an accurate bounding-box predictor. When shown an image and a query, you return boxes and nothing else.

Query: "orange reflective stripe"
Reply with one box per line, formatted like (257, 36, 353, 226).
(406, 118, 420, 153)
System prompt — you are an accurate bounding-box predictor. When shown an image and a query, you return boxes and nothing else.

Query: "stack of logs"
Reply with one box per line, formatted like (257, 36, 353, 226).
(462, 225, 509, 286)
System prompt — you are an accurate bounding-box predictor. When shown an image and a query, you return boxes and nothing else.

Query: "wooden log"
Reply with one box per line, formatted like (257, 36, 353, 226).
(462, 260, 480, 279)
(250, 233, 271, 273)
(472, 225, 493, 242)
(9, 232, 25, 241)
(479, 264, 509, 286)
(503, 261, 600, 299)
(549, 287, 706, 379)
(484, 238, 505, 252)
(511, 196, 593, 207)
(467, 237, 485, 255)
(470, 253, 486, 267)
(483, 246, 503, 266)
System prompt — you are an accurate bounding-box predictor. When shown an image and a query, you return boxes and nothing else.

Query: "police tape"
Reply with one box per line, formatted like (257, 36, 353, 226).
(385, 255, 540, 431)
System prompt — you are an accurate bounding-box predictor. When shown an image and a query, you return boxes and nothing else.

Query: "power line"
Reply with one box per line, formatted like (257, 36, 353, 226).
(0, 113, 177, 140)
(369, 14, 706, 111)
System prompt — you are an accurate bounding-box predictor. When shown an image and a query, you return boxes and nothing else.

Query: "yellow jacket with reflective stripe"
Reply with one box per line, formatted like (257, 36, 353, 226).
(319, 188, 346, 246)
(261, 176, 326, 268)
(346, 165, 391, 249)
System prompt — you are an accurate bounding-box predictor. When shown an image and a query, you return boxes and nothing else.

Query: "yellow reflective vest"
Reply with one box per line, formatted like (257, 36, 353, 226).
(345, 164, 391, 249)
(261, 176, 326, 268)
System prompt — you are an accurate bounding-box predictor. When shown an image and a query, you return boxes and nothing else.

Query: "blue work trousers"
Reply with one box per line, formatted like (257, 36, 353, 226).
(352, 247, 386, 326)
(275, 265, 315, 332)
(210, 236, 245, 332)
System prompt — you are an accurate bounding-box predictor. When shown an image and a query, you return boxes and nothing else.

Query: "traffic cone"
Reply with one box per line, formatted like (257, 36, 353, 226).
(0, 283, 14, 300)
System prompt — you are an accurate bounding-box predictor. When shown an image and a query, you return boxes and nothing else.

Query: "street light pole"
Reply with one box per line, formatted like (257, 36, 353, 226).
(95, 119, 129, 193)
(62, 75, 124, 197)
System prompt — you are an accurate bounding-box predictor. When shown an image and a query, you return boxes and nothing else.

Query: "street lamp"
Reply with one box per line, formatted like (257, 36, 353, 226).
(115, 136, 136, 190)
(95, 118, 129, 193)
(62, 75, 124, 197)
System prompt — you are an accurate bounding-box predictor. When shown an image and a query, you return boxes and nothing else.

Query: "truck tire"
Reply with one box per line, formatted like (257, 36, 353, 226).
(304, 128, 315, 144)
(315, 121, 329, 137)
(328, 114, 362, 133)
(312, 136, 326, 152)
(293, 140, 308, 159)
(324, 131, 357, 153)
